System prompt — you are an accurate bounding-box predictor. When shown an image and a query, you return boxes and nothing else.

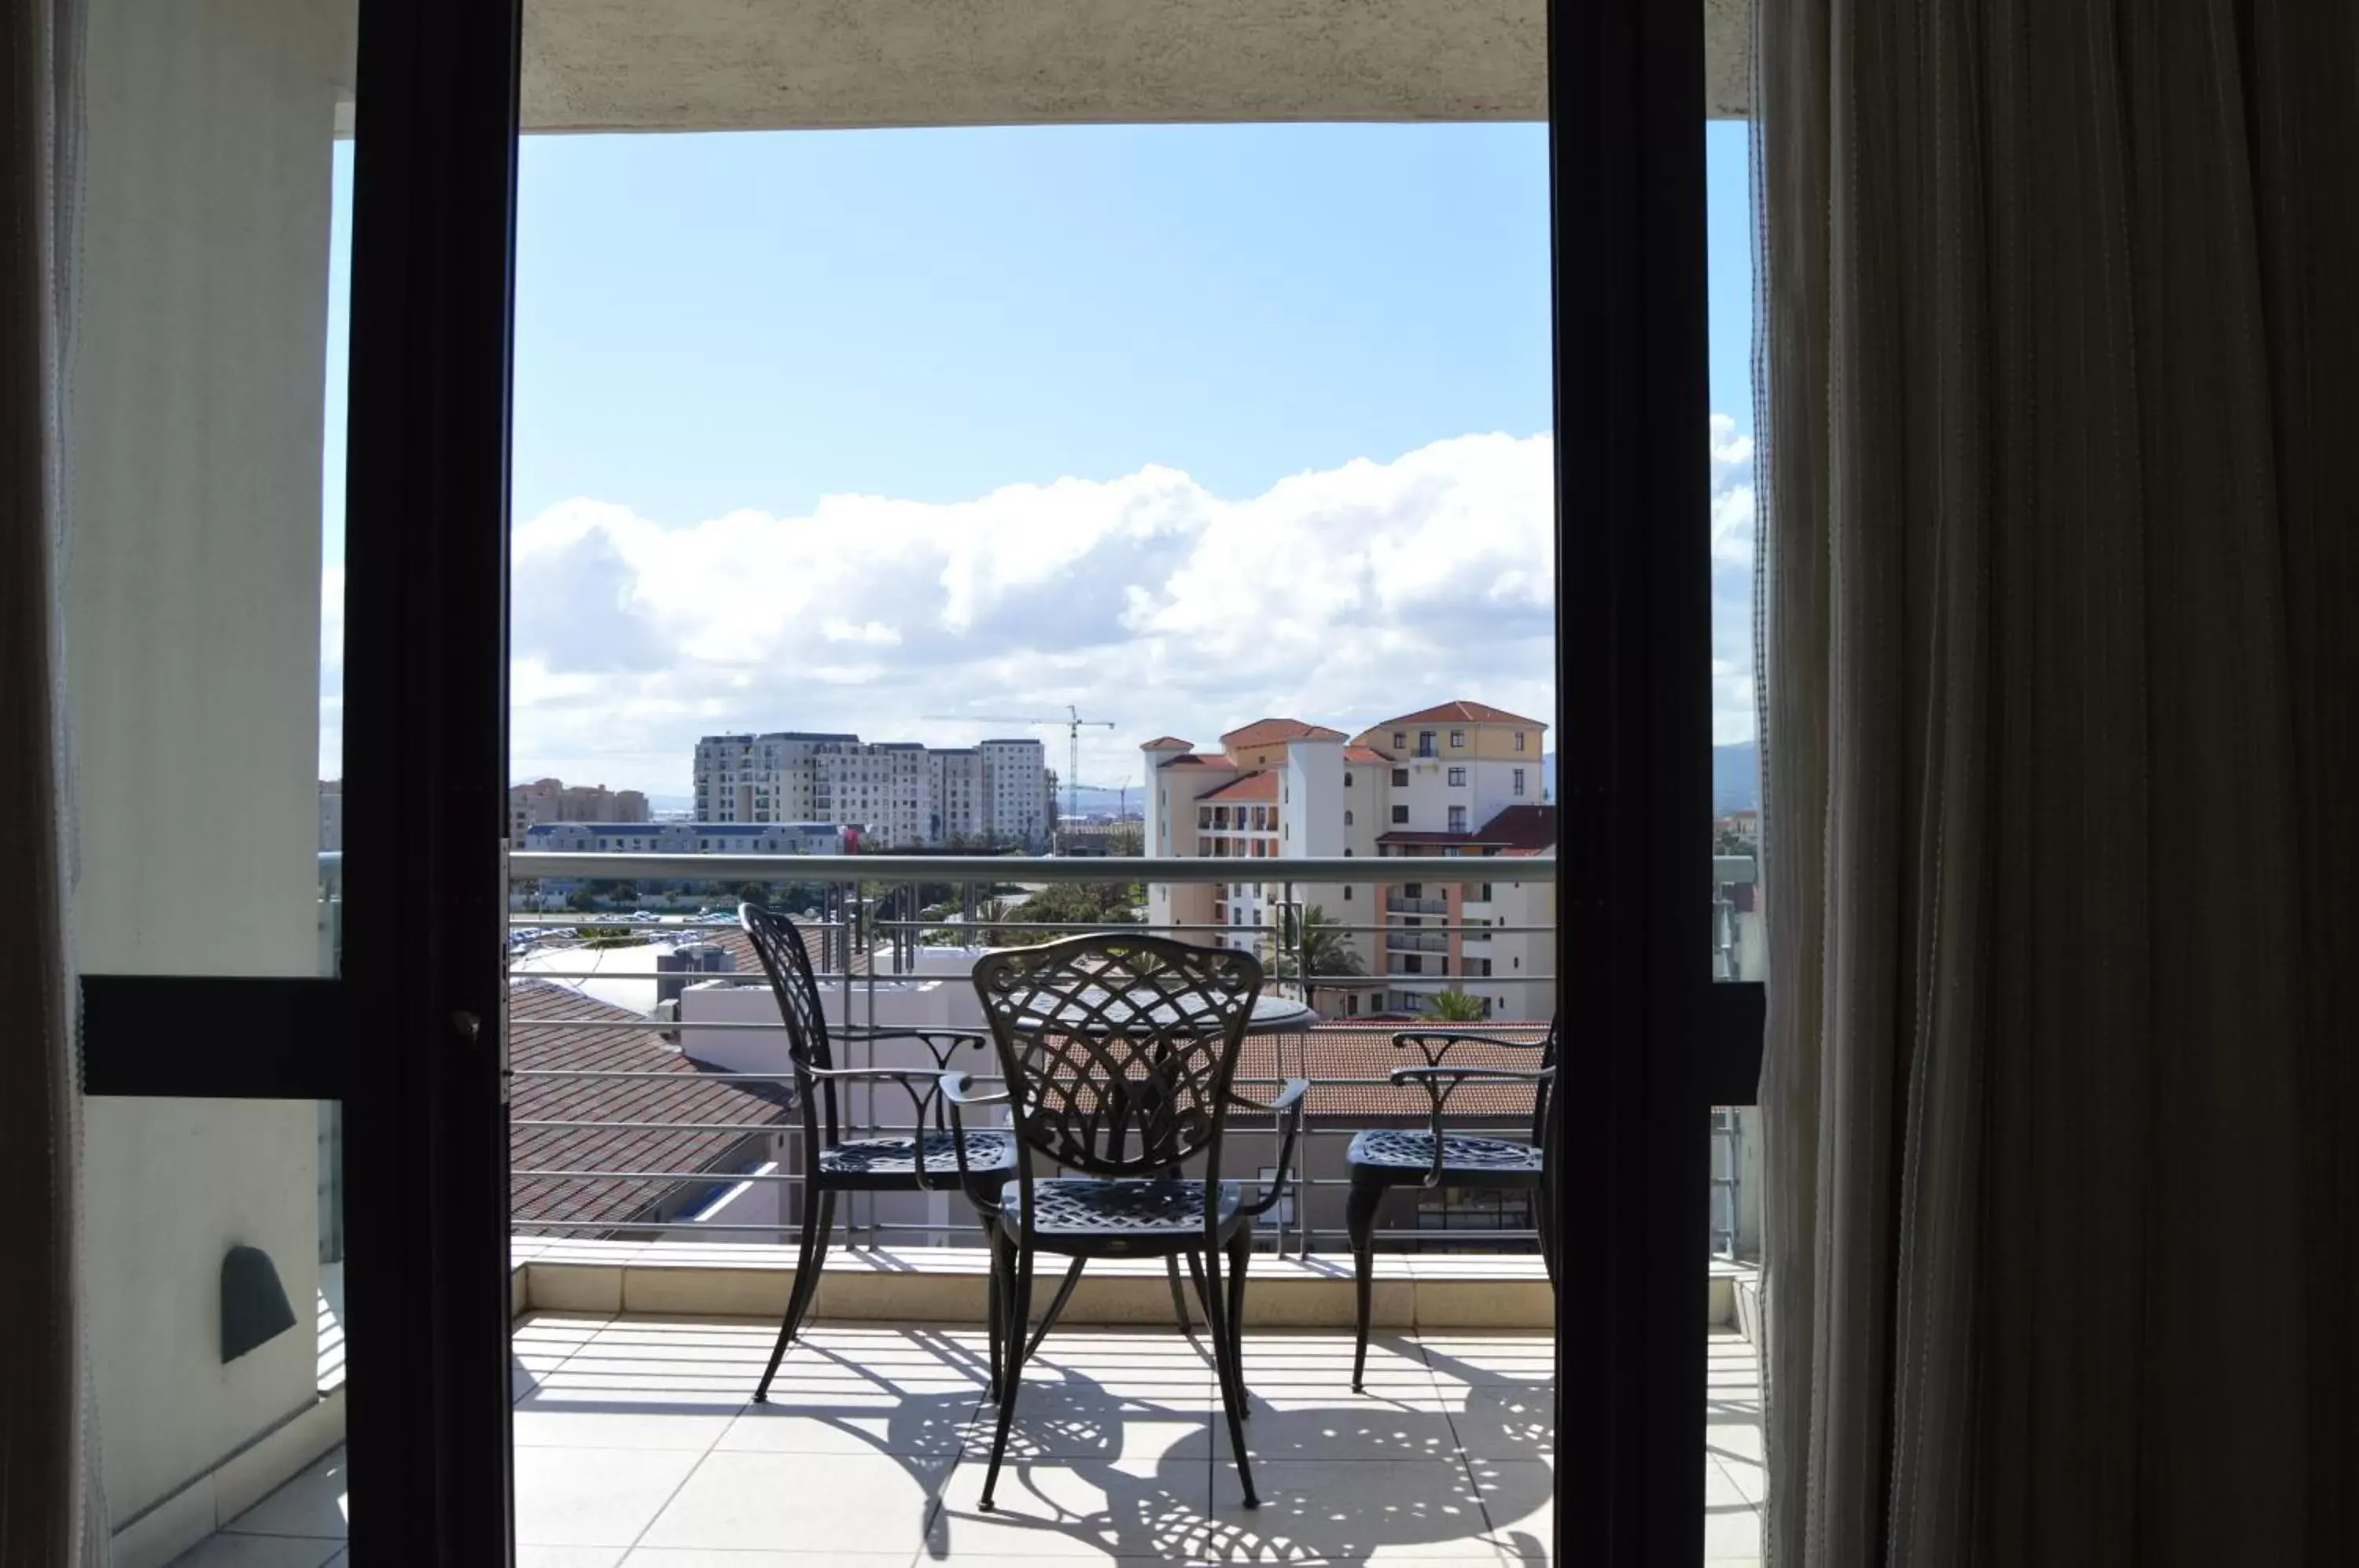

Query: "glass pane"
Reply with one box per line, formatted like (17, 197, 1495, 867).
(507, 1, 1555, 1551)
(1709, 118, 1763, 981)
(68, 0, 357, 1559)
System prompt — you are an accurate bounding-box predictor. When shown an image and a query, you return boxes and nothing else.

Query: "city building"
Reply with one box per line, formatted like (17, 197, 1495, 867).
(1142, 701, 1555, 1020)
(318, 778, 342, 852)
(519, 819, 849, 856)
(508, 775, 652, 838)
(693, 730, 1051, 848)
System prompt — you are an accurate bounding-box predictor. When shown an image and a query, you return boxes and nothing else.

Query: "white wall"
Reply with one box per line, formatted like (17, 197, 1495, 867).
(68, 0, 354, 1534)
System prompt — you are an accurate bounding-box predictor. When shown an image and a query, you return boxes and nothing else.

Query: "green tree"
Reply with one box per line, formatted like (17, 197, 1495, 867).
(1271, 906, 1366, 1007)
(1425, 988, 1489, 1023)
(984, 882, 1140, 945)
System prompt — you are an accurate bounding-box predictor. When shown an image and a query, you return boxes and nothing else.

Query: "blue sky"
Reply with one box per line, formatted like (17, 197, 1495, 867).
(324, 123, 1757, 789)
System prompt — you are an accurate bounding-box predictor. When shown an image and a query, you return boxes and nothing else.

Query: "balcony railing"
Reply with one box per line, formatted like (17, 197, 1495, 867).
(499, 852, 1557, 1257)
(1386, 931, 1449, 953)
(1386, 893, 1448, 915)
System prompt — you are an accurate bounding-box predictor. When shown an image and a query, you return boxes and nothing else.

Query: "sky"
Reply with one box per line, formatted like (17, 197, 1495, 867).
(322, 122, 1757, 795)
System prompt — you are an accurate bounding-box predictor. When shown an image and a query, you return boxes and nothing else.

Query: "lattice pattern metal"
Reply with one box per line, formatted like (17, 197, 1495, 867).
(1348, 1128, 1545, 1172)
(819, 1132, 1015, 1179)
(1007, 1176, 1245, 1236)
(973, 934, 1263, 1176)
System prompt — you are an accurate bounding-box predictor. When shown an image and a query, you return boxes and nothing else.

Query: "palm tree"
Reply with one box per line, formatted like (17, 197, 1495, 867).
(1424, 988, 1489, 1023)
(1272, 906, 1367, 1007)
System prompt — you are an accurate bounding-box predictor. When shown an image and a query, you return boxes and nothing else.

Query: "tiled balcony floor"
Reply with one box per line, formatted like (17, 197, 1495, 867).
(175, 1319, 1765, 1566)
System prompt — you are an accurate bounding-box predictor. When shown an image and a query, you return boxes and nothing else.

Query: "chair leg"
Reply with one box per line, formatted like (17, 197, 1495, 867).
(984, 1229, 1009, 1403)
(1533, 1181, 1559, 1291)
(1345, 1180, 1383, 1393)
(979, 1246, 1036, 1512)
(1201, 1243, 1257, 1509)
(755, 1187, 835, 1402)
(1186, 1248, 1213, 1323)
(1224, 1233, 1251, 1417)
(1024, 1256, 1087, 1360)
(1165, 1253, 1195, 1332)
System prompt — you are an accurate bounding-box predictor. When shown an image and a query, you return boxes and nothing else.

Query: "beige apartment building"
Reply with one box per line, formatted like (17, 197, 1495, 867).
(1143, 701, 1555, 1021)
(507, 775, 652, 838)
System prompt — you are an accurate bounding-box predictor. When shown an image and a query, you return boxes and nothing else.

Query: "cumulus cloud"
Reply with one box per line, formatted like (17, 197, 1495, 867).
(321, 425, 1758, 790)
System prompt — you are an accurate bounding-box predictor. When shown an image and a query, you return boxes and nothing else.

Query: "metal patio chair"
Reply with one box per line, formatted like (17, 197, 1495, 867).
(1344, 1019, 1559, 1391)
(944, 933, 1307, 1511)
(737, 903, 1018, 1402)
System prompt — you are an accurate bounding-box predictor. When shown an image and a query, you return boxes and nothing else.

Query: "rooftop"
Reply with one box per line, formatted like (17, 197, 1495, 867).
(1197, 771, 1280, 804)
(1366, 700, 1548, 731)
(509, 979, 792, 1229)
(1220, 717, 1349, 749)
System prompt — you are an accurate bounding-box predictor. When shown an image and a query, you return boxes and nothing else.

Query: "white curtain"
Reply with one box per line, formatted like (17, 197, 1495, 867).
(1754, 2, 2359, 1564)
(0, 2, 103, 1564)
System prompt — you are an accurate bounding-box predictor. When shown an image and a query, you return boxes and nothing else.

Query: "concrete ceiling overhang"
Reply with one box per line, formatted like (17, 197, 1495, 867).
(521, 0, 1752, 132)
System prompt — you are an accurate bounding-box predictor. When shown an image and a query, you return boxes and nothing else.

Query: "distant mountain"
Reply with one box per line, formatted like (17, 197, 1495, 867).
(1537, 745, 1759, 814)
(1713, 744, 1760, 814)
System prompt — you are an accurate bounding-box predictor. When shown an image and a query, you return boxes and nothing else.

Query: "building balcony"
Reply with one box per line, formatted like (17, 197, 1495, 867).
(1386, 894, 1449, 915)
(162, 849, 1764, 1567)
(179, 1256, 1761, 1565)
(1386, 931, 1450, 953)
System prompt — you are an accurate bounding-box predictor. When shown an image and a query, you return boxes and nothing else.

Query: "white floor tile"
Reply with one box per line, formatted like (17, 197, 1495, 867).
(1205, 1459, 1499, 1562)
(166, 1536, 344, 1568)
(512, 1446, 702, 1548)
(637, 1448, 951, 1557)
(220, 1450, 350, 1539)
(932, 1445, 1215, 1562)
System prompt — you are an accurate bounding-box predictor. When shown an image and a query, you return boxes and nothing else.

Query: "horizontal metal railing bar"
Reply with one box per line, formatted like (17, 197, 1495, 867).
(510, 852, 1555, 885)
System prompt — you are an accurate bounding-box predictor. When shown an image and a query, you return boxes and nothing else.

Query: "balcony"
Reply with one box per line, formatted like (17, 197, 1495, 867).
(1387, 894, 1449, 915)
(215, 851, 1766, 1566)
(1387, 931, 1450, 954)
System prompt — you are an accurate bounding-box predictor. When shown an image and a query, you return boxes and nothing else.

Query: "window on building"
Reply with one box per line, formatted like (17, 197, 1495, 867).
(1344, 809, 1353, 826)
(1345, 995, 1358, 1016)
(1481, 882, 1493, 901)
(1448, 766, 1467, 786)
(1404, 883, 1422, 898)
(1449, 806, 1468, 833)
(1344, 772, 1353, 788)
(1393, 731, 1406, 749)
(1450, 729, 1467, 748)
(1418, 730, 1437, 755)
(1392, 768, 1409, 787)
(1343, 886, 1352, 900)
(1400, 955, 1422, 974)
(1391, 805, 1409, 824)
(1513, 768, 1526, 797)
(1514, 731, 1527, 752)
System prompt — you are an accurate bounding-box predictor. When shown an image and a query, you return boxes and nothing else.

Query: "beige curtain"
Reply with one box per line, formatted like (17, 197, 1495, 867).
(1754, 2, 2359, 1564)
(0, 2, 102, 1564)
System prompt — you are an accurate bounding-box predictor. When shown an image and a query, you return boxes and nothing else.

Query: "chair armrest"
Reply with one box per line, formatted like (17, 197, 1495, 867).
(1387, 1065, 1555, 1187)
(834, 1025, 997, 1073)
(1391, 1029, 1550, 1066)
(938, 1071, 1013, 1199)
(1233, 1078, 1310, 1218)
(799, 1065, 968, 1188)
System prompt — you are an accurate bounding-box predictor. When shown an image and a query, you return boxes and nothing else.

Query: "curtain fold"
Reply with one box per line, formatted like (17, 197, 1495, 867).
(1755, 2, 2359, 1563)
(0, 1, 100, 1563)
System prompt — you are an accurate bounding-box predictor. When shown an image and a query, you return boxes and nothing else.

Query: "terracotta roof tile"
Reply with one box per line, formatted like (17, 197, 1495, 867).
(1364, 700, 1547, 731)
(1234, 1022, 1555, 1121)
(1220, 717, 1349, 749)
(1342, 745, 1391, 765)
(1475, 804, 1556, 851)
(508, 978, 793, 1232)
(1198, 771, 1280, 803)
(1140, 735, 1193, 749)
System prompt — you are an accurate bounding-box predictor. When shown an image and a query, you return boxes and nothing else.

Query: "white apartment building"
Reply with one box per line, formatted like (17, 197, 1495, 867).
(1143, 701, 1555, 1021)
(979, 737, 1053, 848)
(693, 730, 1050, 849)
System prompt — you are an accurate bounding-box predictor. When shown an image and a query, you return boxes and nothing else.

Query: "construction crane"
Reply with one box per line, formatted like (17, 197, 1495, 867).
(921, 705, 1117, 847)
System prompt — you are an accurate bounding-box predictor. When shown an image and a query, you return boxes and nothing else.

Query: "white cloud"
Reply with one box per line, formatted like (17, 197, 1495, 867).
(323, 424, 1757, 790)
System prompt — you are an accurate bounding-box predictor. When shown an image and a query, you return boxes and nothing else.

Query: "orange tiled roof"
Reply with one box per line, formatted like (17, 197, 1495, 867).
(1198, 771, 1279, 803)
(1366, 701, 1547, 731)
(1476, 804, 1556, 851)
(1220, 717, 1349, 749)
(1140, 735, 1193, 749)
(508, 977, 792, 1230)
(1234, 1021, 1555, 1120)
(1342, 745, 1392, 765)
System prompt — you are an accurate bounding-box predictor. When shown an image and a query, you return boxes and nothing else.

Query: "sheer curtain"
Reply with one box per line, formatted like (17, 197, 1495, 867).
(0, 1, 101, 1562)
(1754, 2, 2358, 1564)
